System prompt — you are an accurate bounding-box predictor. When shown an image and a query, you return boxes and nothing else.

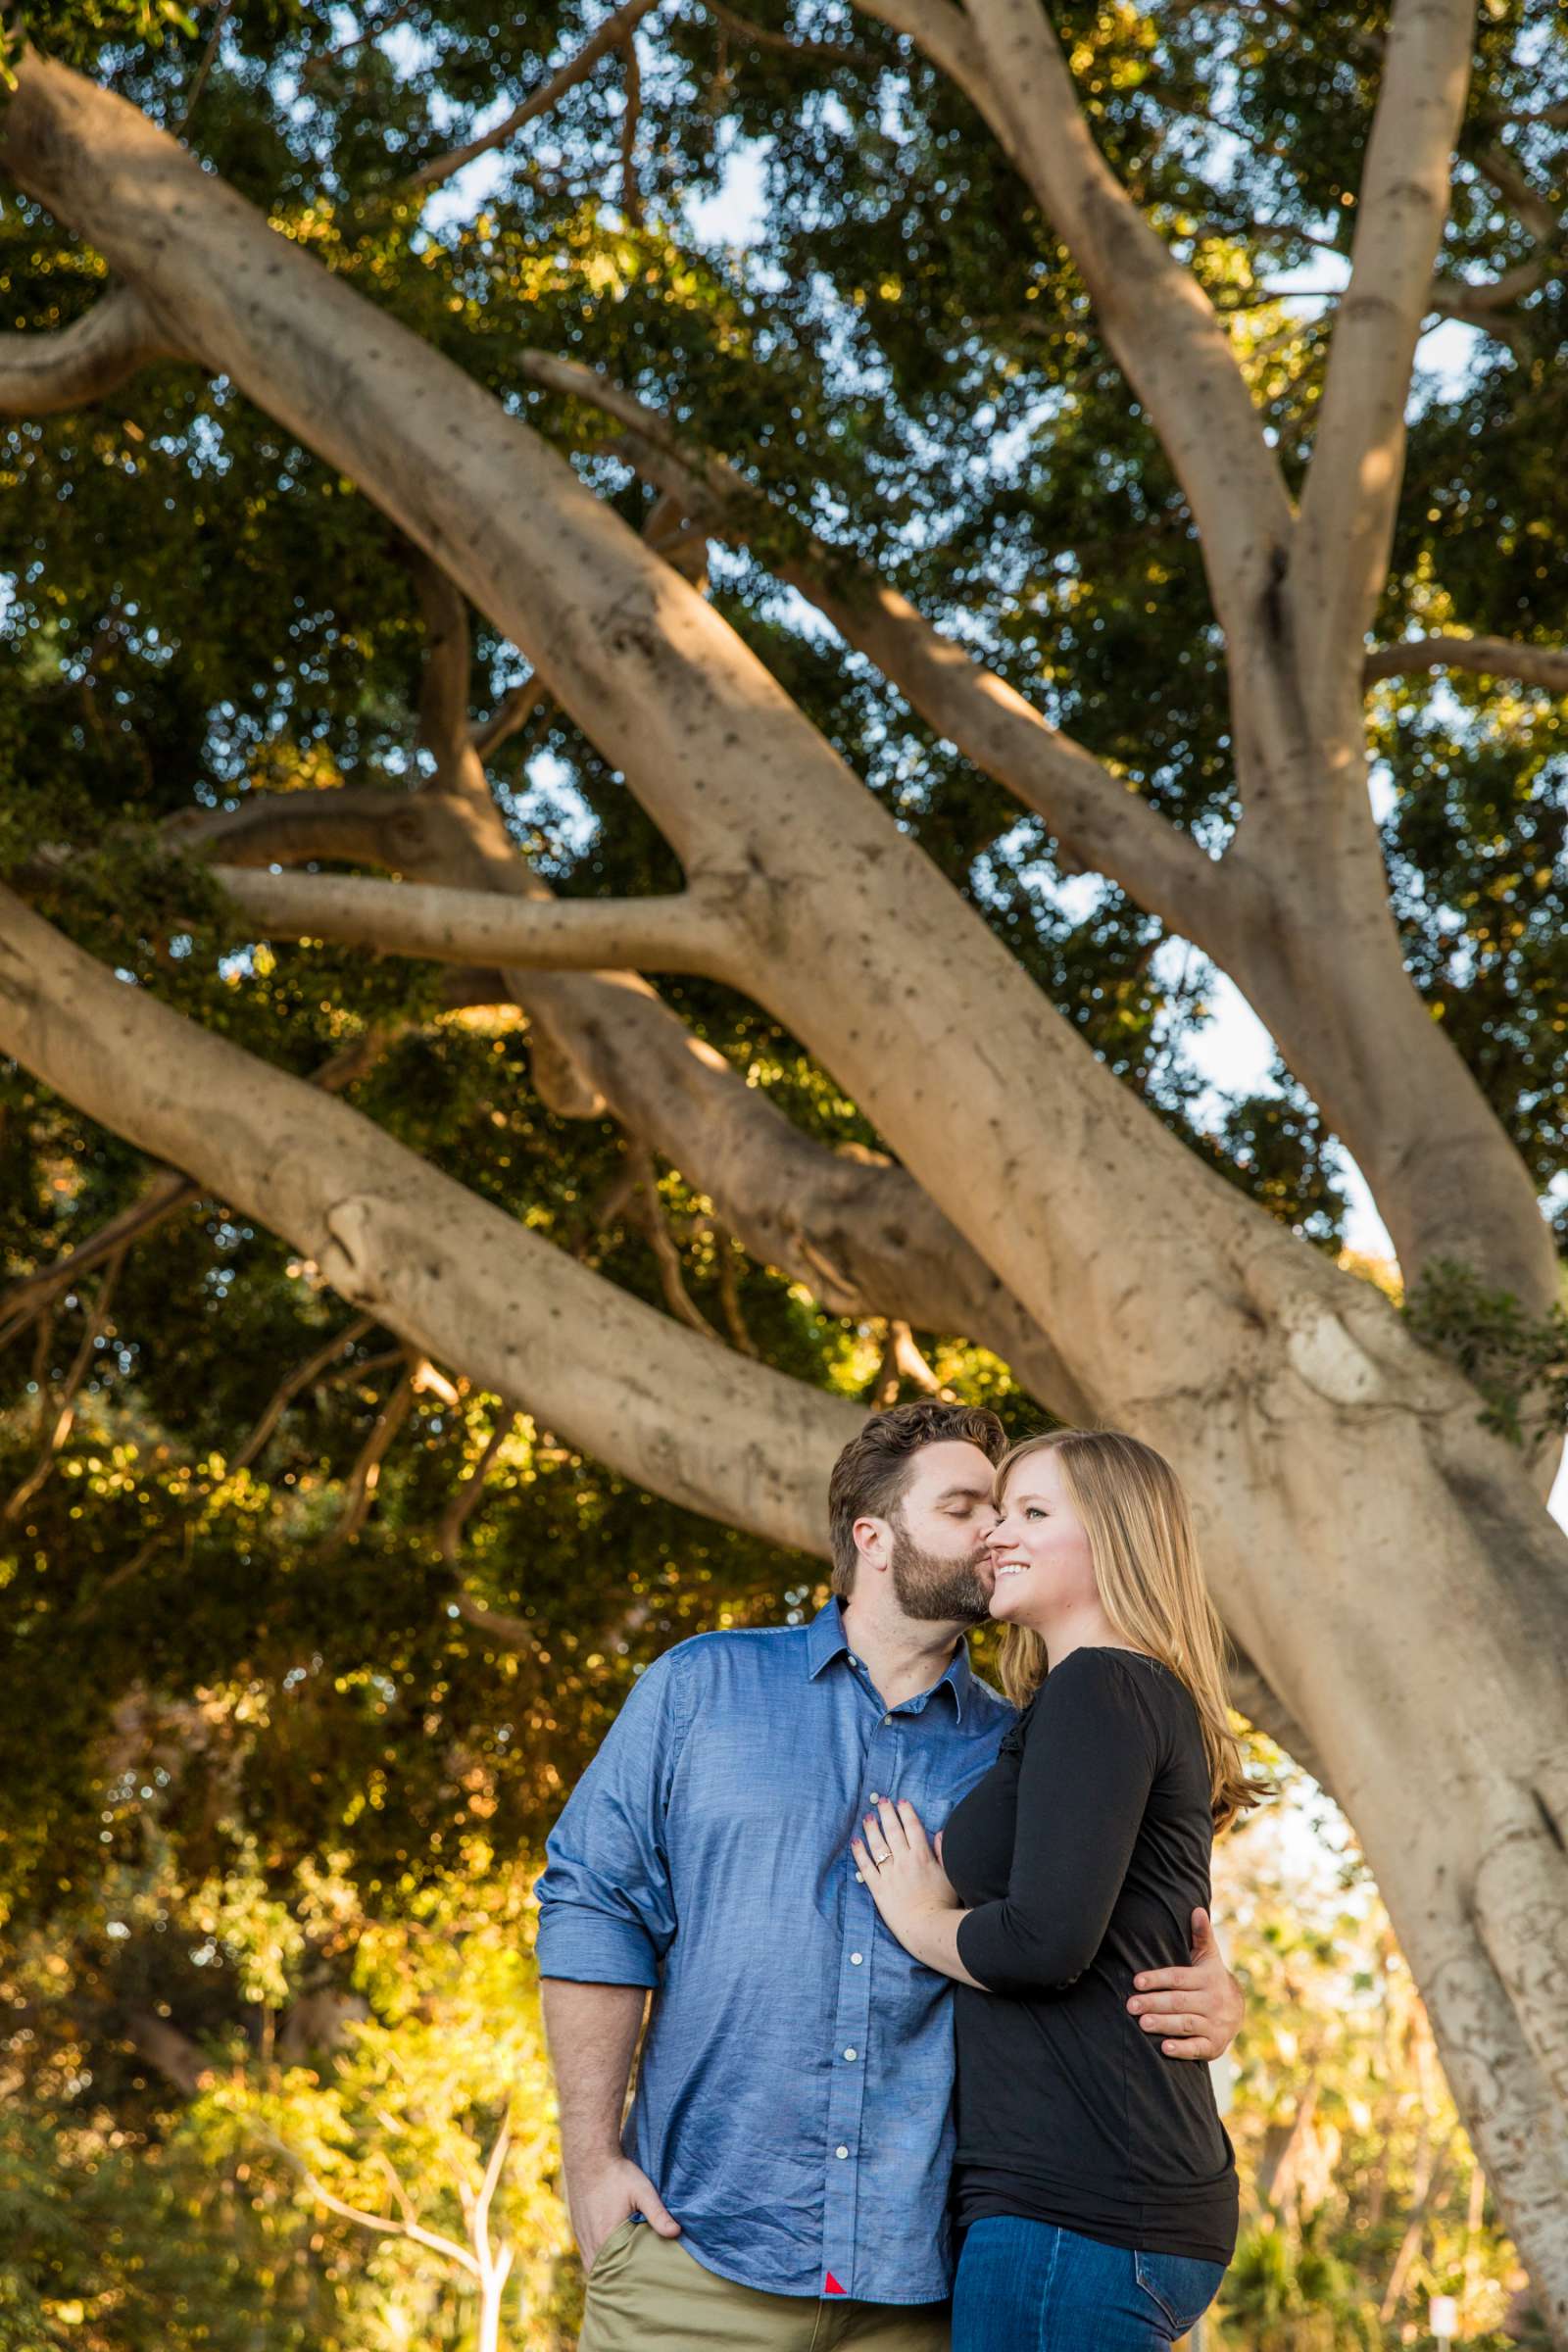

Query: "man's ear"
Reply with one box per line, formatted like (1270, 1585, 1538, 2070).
(852, 1514, 892, 1573)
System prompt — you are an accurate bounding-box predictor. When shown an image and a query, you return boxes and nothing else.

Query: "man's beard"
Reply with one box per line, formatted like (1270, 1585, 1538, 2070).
(889, 1519, 993, 1626)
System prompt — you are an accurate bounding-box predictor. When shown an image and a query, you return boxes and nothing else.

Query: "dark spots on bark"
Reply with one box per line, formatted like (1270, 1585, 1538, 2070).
(1532, 1787, 1565, 1855)
(1261, 543, 1291, 646)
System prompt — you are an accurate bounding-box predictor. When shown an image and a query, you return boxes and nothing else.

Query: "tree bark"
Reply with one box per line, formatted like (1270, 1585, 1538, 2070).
(0, 884, 855, 1554)
(182, 775, 1092, 1417)
(0, 283, 183, 413)
(541, 351, 1559, 1324)
(212, 863, 743, 978)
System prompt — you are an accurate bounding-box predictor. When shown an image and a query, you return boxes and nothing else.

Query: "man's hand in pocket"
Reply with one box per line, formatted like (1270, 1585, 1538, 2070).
(570, 2156, 680, 2273)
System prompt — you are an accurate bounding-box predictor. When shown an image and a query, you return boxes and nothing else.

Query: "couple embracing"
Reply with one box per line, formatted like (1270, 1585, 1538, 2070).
(537, 1401, 1257, 2350)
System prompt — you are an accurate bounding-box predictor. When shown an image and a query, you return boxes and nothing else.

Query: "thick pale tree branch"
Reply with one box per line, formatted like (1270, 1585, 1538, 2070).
(1365, 636, 1568, 694)
(162, 783, 413, 869)
(406, 0, 661, 193)
(1296, 0, 1478, 699)
(521, 347, 1247, 948)
(843, 0, 998, 116)
(0, 1027, 397, 1354)
(0, 883, 857, 1554)
(210, 864, 745, 978)
(0, 285, 182, 415)
(180, 778, 1096, 1417)
(884, 0, 1294, 644)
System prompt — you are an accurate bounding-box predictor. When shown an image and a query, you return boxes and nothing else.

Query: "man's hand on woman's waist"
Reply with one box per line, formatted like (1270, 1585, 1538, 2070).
(1126, 1906, 1244, 2059)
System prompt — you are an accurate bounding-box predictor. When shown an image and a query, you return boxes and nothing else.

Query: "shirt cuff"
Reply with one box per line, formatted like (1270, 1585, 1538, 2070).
(535, 1901, 662, 1988)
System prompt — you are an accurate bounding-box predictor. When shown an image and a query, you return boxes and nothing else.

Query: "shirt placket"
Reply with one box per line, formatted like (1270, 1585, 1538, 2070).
(821, 1677, 913, 2300)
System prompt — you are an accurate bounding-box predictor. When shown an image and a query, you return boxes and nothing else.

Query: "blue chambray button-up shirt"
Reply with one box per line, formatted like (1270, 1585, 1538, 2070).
(535, 1598, 1013, 2305)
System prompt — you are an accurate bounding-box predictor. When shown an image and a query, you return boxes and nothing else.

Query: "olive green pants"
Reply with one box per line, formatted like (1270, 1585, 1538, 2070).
(579, 2219, 952, 2352)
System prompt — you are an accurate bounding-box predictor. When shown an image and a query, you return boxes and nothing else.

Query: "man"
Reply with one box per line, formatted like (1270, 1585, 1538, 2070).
(537, 1402, 1244, 2350)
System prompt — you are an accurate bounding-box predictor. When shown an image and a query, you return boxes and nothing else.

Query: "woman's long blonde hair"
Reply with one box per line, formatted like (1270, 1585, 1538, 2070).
(994, 1429, 1260, 1833)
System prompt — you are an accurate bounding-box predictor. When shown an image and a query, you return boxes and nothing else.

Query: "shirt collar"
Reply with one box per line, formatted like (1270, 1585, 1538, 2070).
(805, 1597, 852, 1680)
(805, 1598, 973, 1723)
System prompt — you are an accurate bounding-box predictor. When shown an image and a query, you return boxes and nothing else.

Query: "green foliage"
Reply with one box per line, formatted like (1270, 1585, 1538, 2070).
(1211, 1777, 1535, 2350)
(1404, 1257, 1568, 1444)
(1221, 2223, 1382, 2352)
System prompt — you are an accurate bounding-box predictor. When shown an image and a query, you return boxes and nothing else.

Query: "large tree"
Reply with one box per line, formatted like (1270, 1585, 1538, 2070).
(1, 0, 1566, 2328)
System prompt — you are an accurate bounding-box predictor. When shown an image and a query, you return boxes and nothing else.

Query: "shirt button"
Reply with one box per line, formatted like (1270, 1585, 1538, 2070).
(869, 1791, 881, 1804)
(882, 1714, 893, 1726)
(836, 2145, 850, 2159)
(851, 1951, 863, 1965)
(844, 2048, 858, 2061)
(854, 1871, 864, 1884)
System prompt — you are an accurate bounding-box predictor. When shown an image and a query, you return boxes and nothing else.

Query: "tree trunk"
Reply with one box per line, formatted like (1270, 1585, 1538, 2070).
(475, 2261, 509, 2352)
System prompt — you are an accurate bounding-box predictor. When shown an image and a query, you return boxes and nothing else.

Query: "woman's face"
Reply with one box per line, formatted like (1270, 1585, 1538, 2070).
(984, 1446, 1098, 1627)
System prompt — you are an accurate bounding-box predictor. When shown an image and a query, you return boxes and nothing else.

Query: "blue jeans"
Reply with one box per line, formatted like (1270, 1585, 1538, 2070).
(953, 2217, 1225, 2352)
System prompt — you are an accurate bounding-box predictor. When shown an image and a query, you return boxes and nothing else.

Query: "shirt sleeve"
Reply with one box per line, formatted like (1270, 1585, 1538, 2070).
(956, 1650, 1161, 1996)
(534, 1646, 690, 1988)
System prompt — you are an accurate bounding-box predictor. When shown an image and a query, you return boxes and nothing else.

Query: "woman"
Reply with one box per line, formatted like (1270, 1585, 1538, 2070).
(851, 1428, 1258, 2351)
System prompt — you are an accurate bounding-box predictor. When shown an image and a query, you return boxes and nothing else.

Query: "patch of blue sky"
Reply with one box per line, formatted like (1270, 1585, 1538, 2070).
(1146, 936, 1396, 1264)
(495, 752, 602, 872)
(685, 131, 772, 251)
(1263, 248, 1486, 406)
(979, 823, 1397, 1261)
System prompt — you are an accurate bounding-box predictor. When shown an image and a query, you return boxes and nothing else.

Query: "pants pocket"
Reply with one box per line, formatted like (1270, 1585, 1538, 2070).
(1132, 2251, 1224, 2340)
(586, 2217, 640, 2284)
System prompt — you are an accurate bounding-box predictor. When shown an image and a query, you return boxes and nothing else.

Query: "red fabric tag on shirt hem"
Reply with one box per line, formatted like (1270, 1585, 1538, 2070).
(824, 2272, 847, 2296)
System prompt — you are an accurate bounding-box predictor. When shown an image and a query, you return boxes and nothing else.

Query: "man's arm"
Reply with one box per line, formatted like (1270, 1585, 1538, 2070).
(540, 1979, 681, 2272)
(1126, 1906, 1245, 2059)
(533, 1650, 691, 2266)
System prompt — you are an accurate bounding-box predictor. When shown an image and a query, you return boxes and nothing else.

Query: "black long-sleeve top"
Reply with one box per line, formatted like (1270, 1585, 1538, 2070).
(944, 1645, 1239, 2263)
